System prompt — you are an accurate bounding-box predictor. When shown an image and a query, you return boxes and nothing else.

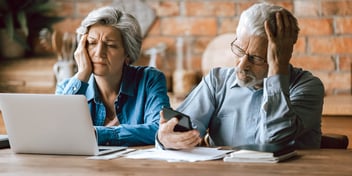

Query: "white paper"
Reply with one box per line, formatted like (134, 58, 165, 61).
(0, 134, 8, 141)
(223, 151, 297, 163)
(87, 148, 136, 160)
(228, 149, 274, 158)
(124, 147, 233, 162)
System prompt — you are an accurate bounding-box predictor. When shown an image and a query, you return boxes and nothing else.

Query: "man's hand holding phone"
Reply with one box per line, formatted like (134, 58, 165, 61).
(162, 107, 193, 132)
(157, 107, 201, 150)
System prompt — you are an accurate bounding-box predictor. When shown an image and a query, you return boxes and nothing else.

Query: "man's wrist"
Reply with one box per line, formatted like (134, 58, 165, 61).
(155, 133, 166, 150)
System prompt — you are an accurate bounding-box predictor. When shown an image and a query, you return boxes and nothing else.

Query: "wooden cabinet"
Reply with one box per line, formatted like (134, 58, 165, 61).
(0, 57, 57, 93)
(321, 95, 352, 149)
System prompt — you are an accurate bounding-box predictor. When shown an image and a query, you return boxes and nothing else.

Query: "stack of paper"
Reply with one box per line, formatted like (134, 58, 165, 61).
(125, 147, 233, 162)
(224, 144, 297, 163)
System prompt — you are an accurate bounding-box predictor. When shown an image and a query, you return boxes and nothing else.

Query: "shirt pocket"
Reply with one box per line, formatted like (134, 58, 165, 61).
(208, 113, 235, 146)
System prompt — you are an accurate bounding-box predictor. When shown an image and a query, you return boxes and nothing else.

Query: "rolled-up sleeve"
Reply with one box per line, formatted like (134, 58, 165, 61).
(259, 74, 324, 148)
(55, 77, 89, 95)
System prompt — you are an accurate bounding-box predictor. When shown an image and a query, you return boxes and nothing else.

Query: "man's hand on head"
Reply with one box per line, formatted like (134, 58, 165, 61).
(265, 10, 297, 76)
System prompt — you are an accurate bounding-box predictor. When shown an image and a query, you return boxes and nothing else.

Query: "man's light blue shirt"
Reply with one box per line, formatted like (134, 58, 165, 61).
(56, 65, 170, 146)
(177, 65, 324, 149)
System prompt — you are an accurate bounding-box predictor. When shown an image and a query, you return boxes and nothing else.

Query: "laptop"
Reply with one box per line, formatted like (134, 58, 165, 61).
(0, 134, 10, 149)
(0, 93, 126, 156)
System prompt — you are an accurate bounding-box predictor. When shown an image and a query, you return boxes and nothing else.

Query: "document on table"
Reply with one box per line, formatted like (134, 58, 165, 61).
(124, 147, 233, 162)
(87, 148, 136, 160)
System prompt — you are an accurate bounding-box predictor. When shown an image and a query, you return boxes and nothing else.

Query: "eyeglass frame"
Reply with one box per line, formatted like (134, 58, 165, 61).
(230, 39, 267, 66)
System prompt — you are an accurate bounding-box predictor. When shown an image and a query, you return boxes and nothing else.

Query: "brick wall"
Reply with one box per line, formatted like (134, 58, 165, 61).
(53, 0, 352, 95)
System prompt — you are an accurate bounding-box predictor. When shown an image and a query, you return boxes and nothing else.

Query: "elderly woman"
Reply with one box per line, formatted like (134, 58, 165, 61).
(56, 6, 170, 146)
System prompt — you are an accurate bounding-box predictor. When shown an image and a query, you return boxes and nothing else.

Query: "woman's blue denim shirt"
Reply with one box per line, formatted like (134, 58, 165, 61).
(55, 65, 170, 146)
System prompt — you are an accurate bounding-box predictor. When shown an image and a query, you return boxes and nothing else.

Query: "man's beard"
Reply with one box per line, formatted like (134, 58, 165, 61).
(235, 68, 263, 87)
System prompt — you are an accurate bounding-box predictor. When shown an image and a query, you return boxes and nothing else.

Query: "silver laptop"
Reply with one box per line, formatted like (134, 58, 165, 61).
(0, 93, 126, 156)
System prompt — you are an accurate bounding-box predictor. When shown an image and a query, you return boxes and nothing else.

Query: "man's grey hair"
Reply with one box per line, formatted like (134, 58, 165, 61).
(236, 2, 299, 44)
(76, 6, 142, 64)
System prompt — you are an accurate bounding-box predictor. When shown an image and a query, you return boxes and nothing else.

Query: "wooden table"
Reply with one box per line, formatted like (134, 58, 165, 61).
(322, 95, 352, 149)
(0, 148, 351, 176)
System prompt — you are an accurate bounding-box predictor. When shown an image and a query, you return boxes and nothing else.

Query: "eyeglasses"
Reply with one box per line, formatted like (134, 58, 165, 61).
(230, 40, 266, 66)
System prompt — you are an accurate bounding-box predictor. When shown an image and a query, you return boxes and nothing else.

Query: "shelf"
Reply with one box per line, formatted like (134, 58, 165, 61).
(0, 57, 57, 93)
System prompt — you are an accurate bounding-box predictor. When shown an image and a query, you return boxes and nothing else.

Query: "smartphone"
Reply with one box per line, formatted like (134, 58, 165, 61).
(162, 107, 193, 132)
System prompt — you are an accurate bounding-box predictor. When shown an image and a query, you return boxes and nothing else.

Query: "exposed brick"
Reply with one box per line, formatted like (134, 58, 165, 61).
(322, 0, 352, 16)
(147, 1, 180, 17)
(141, 36, 175, 53)
(193, 36, 213, 55)
(293, 0, 320, 17)
(291, 55, 335, 71)
(76, 2, 111, 17)
(218, 18, 239, 34)
(237, 2, 258, 16)
(27, 0, 352, 95)
(185, 2, 235, 17)
(339, 56, 352, 71)
(53, 18, 82, 33)
(140, 36, 176, 70)
(314, 71, 351, 95)
(298, 18, 333, 36)
(293, 36, 306, 54)
(267, 1, 294, 12)
(238, 1, 293, 14)
(310, 36, 352, 54)
(160, 17, 217, 36)
(54, 1, 75, 17)
(147, 19, 161, 36)
(335, 17, 352, 35)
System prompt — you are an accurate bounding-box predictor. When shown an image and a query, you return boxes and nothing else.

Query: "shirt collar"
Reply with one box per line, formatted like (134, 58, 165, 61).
(85, 64, 138, 102)
(230, 78, 241, 88)
(230, 73, 263, 92)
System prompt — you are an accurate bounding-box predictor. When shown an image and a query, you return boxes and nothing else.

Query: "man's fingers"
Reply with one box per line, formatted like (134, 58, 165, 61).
(159, 111, 167, 123)
(158, 110, 200, 149)
(275, 11, 285, 37)
(159, 111, 179, 132)
(282, 11, 292, 37)
(264, 20, 274, 42)
(182, 131, 201, 146)
(166, 130, 200, 149)
(288, 13, 298, 41)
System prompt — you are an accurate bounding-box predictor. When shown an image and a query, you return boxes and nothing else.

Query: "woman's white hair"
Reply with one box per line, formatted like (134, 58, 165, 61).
(76, 6, 142, 64)
(236, 2, 299, 43)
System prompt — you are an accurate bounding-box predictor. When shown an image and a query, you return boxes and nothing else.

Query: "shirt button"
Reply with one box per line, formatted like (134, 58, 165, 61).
(73, 87, 77, 91)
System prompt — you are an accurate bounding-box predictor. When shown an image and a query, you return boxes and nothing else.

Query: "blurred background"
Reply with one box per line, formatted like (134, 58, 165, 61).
(1, 0, 351, 96)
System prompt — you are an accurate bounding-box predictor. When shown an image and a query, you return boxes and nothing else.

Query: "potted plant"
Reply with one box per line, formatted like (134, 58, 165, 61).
(0, 0, 63, 59)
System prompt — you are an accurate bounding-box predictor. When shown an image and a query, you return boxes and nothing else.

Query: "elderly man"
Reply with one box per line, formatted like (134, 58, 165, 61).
(157, 2, 324, 149)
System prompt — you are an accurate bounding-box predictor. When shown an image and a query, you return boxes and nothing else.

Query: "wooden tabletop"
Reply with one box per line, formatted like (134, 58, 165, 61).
(323, 95, 352, 116)
(0, 148, 351, 176)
